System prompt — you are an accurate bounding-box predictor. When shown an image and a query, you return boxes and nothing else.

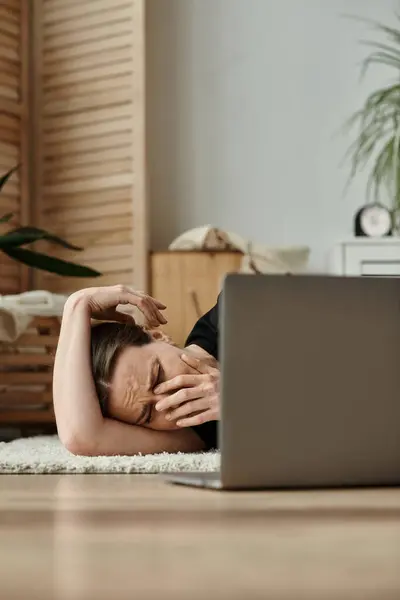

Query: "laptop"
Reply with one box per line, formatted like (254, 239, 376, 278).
(167, 273, 400, 490)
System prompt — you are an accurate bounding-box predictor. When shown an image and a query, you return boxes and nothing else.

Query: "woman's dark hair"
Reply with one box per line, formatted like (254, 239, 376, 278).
(90, 322, 152, 416)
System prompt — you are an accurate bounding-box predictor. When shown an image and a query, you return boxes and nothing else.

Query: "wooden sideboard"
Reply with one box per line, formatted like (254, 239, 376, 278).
(150, 251, 242, 347)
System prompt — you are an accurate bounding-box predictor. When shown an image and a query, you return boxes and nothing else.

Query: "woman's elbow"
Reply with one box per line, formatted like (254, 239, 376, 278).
(59, 432, 95, 457)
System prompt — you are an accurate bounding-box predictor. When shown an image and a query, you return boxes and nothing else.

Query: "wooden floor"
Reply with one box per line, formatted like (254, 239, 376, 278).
(1, 475, 400, 600)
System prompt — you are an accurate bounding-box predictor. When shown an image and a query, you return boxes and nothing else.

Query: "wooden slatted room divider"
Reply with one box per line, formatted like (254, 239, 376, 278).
(32, 0, 147, 293)
(0, 0, 29, 294)
(0, 0, 147, 295)
(1, 1, 147, 426)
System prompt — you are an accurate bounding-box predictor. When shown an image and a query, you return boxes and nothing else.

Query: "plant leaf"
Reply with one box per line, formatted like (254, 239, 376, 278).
(367, 136, 395, 203)
(0, 226, 83, 250)
(342, 85, 400, 138)
(345, 115, 392, 174)
(361, 51, 400, 77)
(361, 40, 400, 61)
(370, 21, 400, 47)
(342, 14, 400, 206)
(392, 117, 400, 206)
(0, 213, 14, 224)
(344, 84, 400, 188)
(0, 166, 18, 193)
(348, 16, 400, 46)
(2, 246, 102, 278)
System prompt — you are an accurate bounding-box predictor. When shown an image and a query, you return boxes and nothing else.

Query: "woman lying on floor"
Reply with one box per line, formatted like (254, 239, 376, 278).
(53, 285, 220, 456)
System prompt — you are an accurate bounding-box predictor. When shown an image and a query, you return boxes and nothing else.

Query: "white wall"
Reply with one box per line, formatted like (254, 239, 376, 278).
(147, 0, 398, 271)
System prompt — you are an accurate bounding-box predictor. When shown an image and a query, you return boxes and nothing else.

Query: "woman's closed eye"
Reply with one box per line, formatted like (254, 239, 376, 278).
(143, 403, 153, 425)
(153, 361, 164, 390)
(143, 362, 164, 425)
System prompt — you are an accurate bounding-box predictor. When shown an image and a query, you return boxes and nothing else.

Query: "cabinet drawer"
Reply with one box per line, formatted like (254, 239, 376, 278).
(343, 244, 400, 275)
(361, 262, 400, 276)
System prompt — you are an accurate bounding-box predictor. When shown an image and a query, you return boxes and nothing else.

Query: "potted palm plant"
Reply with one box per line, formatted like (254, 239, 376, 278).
(345, 16, 400, 233)
(0, 167, 101, 279)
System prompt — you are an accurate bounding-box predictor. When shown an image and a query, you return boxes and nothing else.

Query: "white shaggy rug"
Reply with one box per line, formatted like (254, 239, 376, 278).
(0, 435, 220, 474)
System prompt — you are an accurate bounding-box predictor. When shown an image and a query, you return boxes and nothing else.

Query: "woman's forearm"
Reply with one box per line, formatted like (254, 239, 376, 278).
(53, 293, 103, 450)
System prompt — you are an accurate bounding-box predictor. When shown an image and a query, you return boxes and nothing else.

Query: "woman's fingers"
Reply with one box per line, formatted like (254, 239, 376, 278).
(166, 398, 210, 422)
(154, 374, 202, 398)
(143, 295, 166, 310)
(154, 387, 198, 413)
(176, 410, 215, 428)
(184, 344, 219, 368)
(134, 294, 167, 326)
(156, 385, 203, 412)
(180, 353, 214, 374)
(75, 285, 167, 327)
(117, 287, 167, 326)
(129, 289, 166, 310)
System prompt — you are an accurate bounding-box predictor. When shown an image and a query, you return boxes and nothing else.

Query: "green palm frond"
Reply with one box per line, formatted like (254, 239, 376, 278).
(0, 166, 102, 279)
(361, 49, 400, 77)
(2, 246, 101, 278)
(345, 15, 400, 211)
(0, 213, 14, 224)
(0, 166, 18, 193)
(0, 226, 83, 250)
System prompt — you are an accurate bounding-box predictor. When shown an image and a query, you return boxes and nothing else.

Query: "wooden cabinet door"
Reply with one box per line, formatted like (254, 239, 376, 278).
(150, 252, 242, 347)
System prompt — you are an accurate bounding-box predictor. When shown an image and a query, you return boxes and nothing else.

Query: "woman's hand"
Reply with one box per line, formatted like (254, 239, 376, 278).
(184, 344, 219, 369)
(154, 353, 220, 427)
(66, 285, 167, 328)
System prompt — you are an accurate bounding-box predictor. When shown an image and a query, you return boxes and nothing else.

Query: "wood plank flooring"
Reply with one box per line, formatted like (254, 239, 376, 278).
(1, 474, 400, 599)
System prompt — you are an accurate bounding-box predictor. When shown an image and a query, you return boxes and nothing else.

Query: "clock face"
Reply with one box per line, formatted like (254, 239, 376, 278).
(360, 205, 392, 237)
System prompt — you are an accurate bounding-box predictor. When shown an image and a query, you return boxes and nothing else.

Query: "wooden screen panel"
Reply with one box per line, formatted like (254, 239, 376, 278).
(0, 0, 29, 294)
(32, 0, 147, 294)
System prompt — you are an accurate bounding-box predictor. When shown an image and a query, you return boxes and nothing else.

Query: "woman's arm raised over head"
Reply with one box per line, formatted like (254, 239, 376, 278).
(53, 288, 205, 456)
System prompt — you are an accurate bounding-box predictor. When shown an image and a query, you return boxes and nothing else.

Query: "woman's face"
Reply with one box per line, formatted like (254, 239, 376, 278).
(108, 341, 206, 430)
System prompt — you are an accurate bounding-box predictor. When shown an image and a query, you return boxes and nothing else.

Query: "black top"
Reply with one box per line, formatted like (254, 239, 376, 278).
(186, 296, 220, 450)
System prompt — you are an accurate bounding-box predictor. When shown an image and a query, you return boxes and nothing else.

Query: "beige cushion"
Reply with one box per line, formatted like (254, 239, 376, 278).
(240, 244, 310, 274)
(169, 225, 310, 274)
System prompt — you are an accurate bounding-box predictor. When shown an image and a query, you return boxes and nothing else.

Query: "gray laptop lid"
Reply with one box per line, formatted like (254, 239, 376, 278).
(219, 274, 400, 489)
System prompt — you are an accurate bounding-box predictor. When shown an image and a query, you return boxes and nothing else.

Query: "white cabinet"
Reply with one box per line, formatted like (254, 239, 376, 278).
(332, 239, 400, 276)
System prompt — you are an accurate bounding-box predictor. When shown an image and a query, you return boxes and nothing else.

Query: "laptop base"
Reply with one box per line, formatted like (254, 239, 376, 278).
(166, 472, 222, 489)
